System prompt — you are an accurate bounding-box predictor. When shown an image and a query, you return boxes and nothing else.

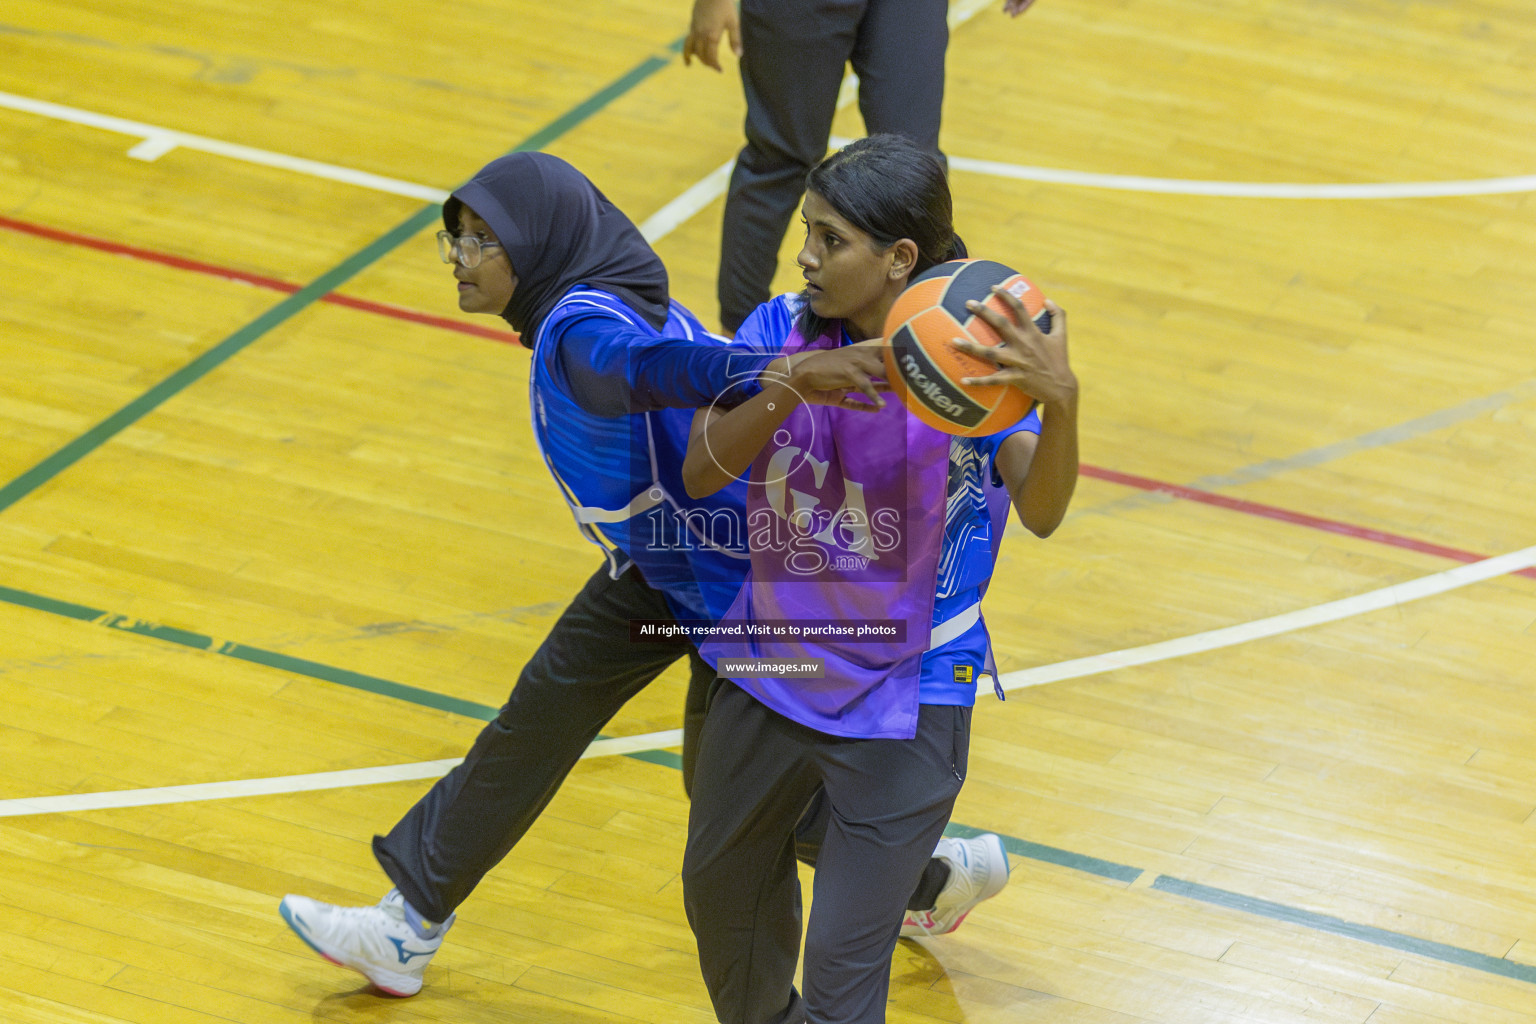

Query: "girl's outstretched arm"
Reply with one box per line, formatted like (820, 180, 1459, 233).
(682, 344, 888, 498)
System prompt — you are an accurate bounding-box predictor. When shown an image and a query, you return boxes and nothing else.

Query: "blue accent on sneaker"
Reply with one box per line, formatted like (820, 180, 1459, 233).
(279, 901, 330, 960)
(389, 936, 436, 965)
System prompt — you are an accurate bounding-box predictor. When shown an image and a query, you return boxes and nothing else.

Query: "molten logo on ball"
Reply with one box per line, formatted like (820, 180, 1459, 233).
(895, 347, 984, 427)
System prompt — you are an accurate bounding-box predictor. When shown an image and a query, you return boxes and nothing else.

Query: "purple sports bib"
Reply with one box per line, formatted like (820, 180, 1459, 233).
(701, 324, 952, 738)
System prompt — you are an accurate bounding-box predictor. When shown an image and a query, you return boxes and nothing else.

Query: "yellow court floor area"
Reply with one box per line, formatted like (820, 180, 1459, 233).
(0, 0, 1534, 1021)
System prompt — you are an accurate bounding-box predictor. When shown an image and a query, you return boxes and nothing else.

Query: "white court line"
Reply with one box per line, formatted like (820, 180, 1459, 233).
(0, 91, 449, 203)
(942, 154, 1536, 200)
(7, 71, 1535, 249)
(641, 126, 1536, 247)
(997, 542, 1536, 691)
(2, 544, 1531, 818)
(639, 158, 736, 242)
(0, 730, 684, 818)
(0, 84, 699, 240)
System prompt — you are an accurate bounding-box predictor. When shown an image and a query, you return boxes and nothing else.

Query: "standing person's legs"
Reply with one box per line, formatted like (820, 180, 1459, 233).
(793, 789, 952, 913)
(683, 681, 824, 1024)
(800, 705, 970, 1023)
(719, 0, 867, 331)
(850, 0, 947, 156)
(375, 564, 700, 922)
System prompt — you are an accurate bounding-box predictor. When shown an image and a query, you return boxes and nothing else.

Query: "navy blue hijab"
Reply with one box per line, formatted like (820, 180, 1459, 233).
(443, 153, 670, 346)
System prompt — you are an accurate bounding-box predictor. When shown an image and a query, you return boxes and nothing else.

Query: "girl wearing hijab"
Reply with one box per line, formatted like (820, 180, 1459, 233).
(278, 153, 988, 1000)
(679, 134, 1079, 1023)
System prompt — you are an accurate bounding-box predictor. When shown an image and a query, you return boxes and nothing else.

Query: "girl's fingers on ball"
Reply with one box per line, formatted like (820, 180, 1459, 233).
(949, 336, 1001, 363)
(989, 284, 1028, 314)
(962, 300, 1001, 328)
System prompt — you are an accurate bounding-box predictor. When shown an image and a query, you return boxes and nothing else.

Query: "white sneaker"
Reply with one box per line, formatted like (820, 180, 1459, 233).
(279, 890, 452, 996)
(901, 833, 1010, 938)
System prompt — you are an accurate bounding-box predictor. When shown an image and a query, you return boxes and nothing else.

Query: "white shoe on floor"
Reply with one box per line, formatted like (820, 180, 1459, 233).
(279, 889, 452, 996)
(901, 833, 1010, 938)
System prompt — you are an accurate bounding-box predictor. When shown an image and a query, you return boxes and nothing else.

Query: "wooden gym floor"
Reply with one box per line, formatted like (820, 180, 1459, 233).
(1, 0, 1534, 1021)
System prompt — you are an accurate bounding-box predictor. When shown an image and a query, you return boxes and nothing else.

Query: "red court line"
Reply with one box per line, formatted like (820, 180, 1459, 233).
(0, 215, 520, 345)
(10, 213, 1525, 582)
(1081, 465, 1536, 581)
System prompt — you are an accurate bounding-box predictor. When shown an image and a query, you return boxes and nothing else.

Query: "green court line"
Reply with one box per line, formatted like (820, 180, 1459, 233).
(625, 748, 685, 771)
(218, 639, 499, 722)
(1152, 876, 1536, 985)
(943, 821, 1141, 883)
(0, 584, 101, 623)
(0, 39, 685, 517)
(0, 584, 500, 720)
(0, 207, 434, 515)
(516, 40, 683, 155)
(5, 577, 1536, 989)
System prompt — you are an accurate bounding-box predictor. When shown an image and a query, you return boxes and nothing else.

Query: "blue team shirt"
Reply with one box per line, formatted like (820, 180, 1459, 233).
(531, 287, 772, 622)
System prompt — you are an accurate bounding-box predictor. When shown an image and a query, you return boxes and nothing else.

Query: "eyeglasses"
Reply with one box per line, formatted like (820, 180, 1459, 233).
(436, 230, 504, 269)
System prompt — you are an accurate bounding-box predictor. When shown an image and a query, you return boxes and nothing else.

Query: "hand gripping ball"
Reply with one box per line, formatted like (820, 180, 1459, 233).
(882, 259, 1050, 436)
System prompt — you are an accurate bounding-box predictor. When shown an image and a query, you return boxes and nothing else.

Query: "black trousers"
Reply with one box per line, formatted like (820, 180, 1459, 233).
(718, 0, 949, 331)
(683, 681, 969, 1024)
(373, 564, 713, 922)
